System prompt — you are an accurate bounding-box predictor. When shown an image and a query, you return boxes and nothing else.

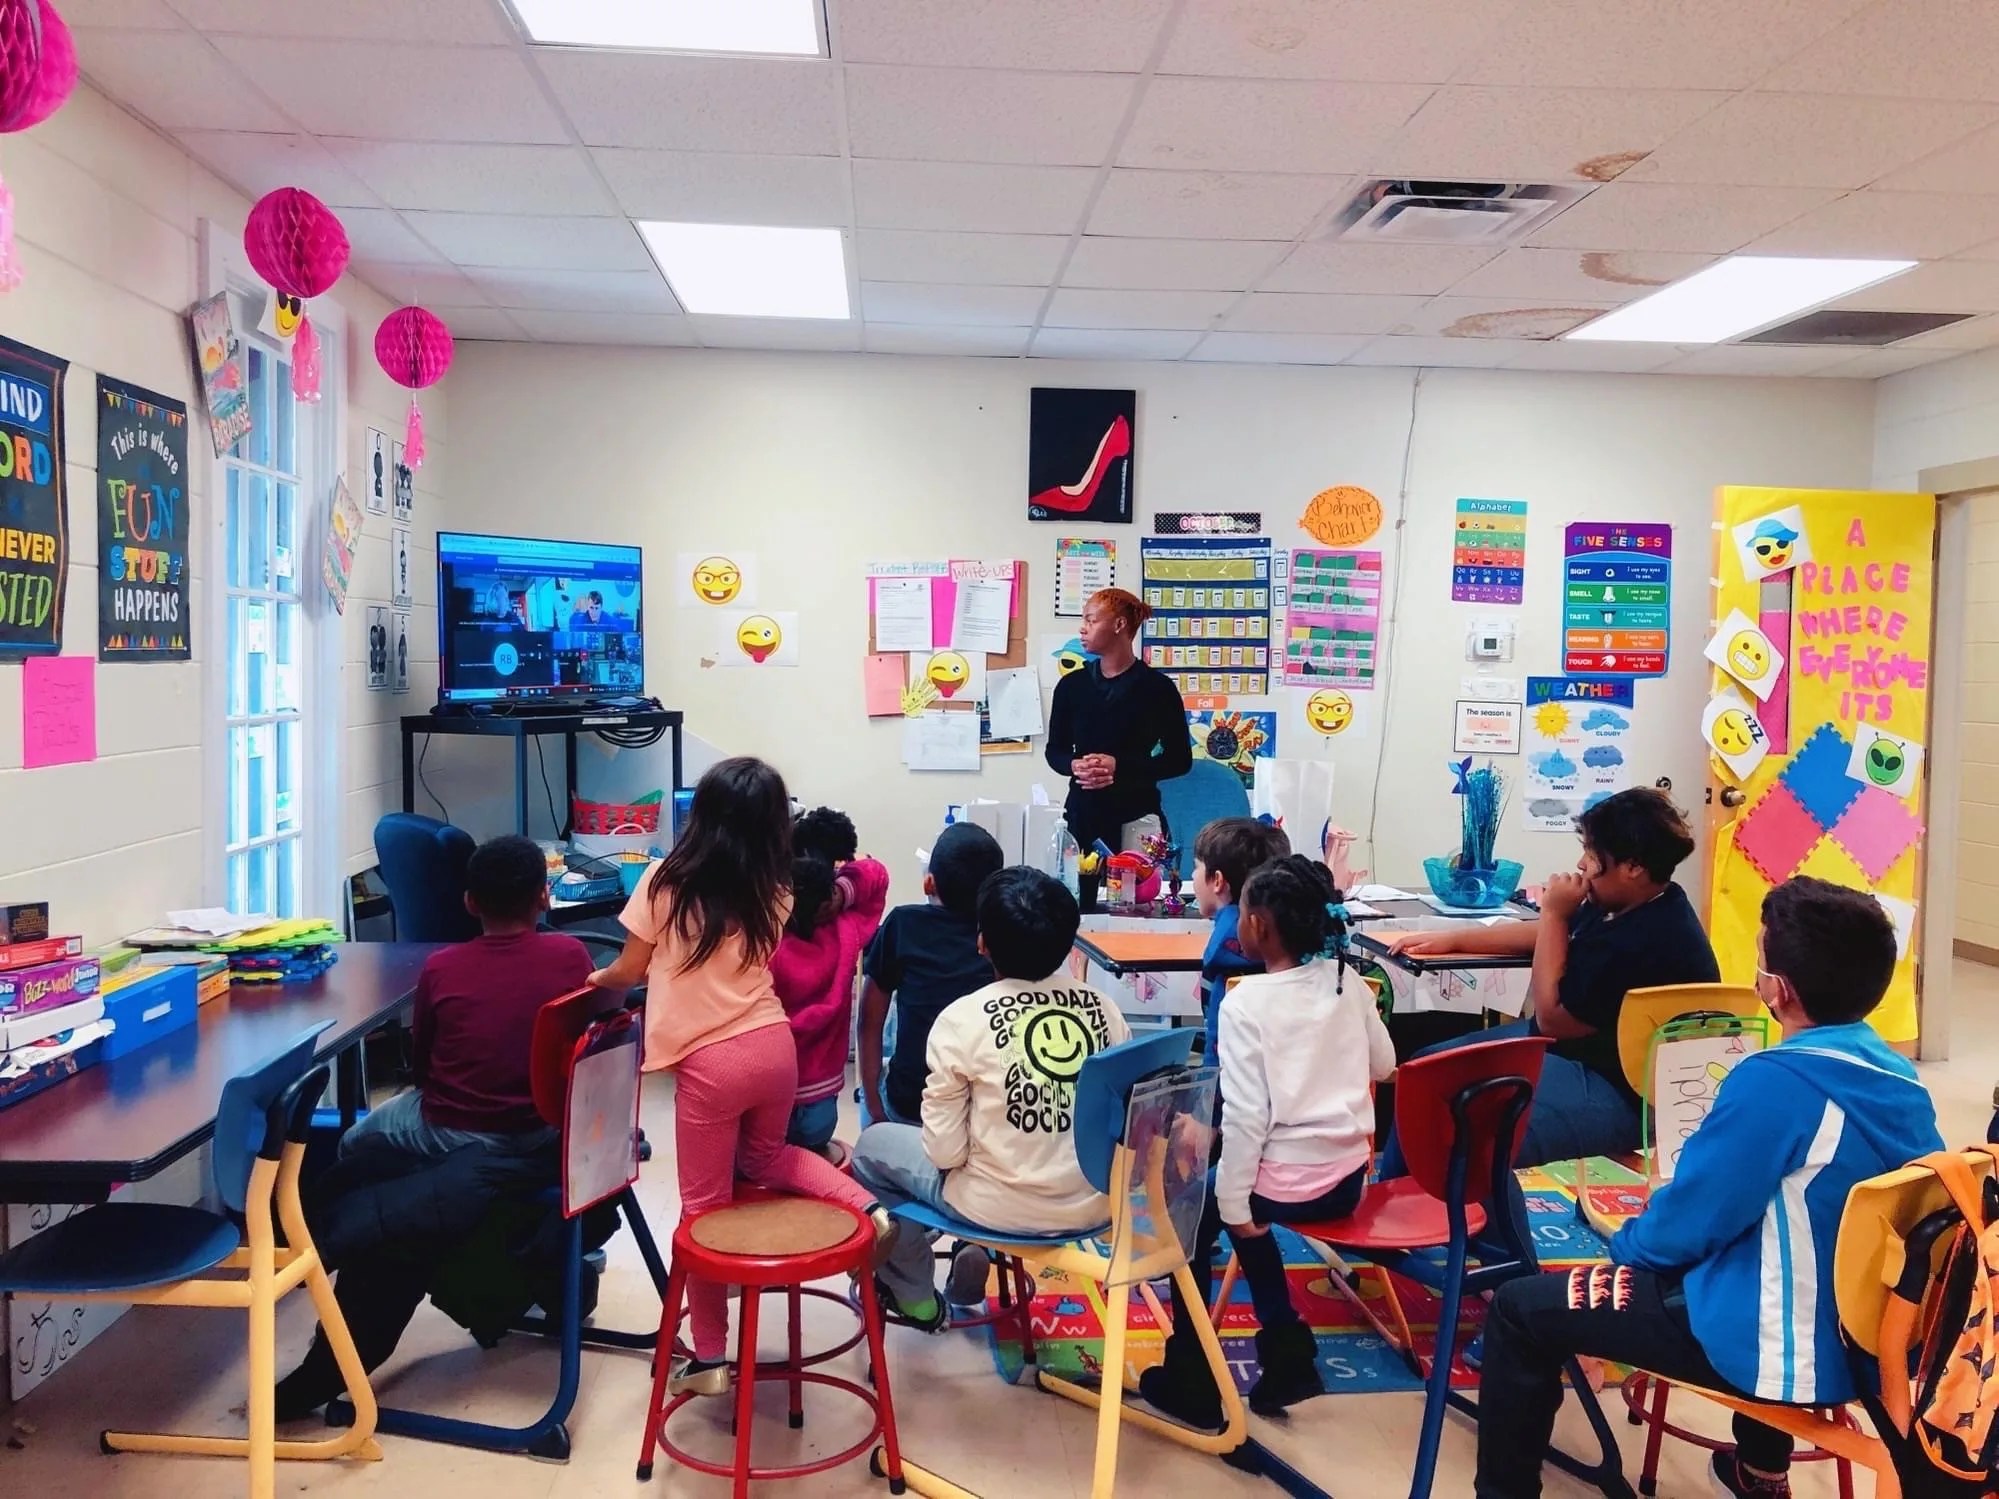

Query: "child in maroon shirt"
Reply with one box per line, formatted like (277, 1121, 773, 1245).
(772, 848, 889, 1158)
(341, 835, 591, 1163)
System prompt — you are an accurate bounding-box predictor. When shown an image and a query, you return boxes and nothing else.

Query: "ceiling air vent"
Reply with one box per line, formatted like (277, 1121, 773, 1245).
(1329, 180, 1584, 247)
(1741, 308, 1973, 346)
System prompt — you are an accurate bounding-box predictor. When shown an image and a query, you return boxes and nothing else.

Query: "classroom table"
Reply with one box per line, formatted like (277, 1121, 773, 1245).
(0, 942, 440, 1205)
(1070, 928, 1208, 977)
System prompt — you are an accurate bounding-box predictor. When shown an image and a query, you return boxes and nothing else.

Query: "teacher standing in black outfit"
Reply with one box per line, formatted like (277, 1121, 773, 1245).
(1045, 589, 1191, 901)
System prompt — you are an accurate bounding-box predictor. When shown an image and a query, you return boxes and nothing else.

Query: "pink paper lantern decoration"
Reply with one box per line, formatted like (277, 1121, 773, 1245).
(9, 0, 73, 132)
(0, 1, 79, 293)
(0, 0, 46, 131)
(375, 306, 453, 469)
(244, 187, 348, 402)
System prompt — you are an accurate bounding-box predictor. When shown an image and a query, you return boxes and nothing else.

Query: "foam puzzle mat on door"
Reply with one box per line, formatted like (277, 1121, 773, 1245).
(981, 1164, 1624, 1397)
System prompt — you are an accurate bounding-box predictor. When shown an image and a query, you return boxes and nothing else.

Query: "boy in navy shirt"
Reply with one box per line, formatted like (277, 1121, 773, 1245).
(1192, 818, 1291, 1063)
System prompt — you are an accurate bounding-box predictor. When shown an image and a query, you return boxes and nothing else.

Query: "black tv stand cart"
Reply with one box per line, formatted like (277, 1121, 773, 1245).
(400, 707, 685, 838)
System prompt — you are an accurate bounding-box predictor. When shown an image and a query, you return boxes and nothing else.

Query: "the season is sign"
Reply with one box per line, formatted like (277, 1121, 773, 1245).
(96, 376, 190, 661)
(1562, 521, 1671, 677)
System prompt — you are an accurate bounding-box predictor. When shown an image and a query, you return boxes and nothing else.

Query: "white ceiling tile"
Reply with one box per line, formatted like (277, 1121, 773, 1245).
(1400, 296, 1614, 337)
(863, 325, 1033, 357)
(839, 0, 1174, 71)
(859, 283, 1048, 326)
(1063, 237, 1288, 291)
(351, 261, 490, 306)
(1159, 0, 1516, 82)
(692, 317, 862, 351)
(1625, 93, 1999, 189)
(1030, 328, 1204, 360)
(1261, 241, 1498, 295)
(398, 212, 652, 271)
(210, 38, 569, 143)
(1089, 170, 1351, 240)
(1760, 0, 1999, 103)
(1446, 247, 1714, 303)
(1525, 182, 1840, 253)
(1877, 123, 1999, 195)
(853, 161, 1097, 234)
(1662, 344, 1865, 376)
(1499, 340, 1692, 372)
(1044, 288, 1237, 329)
(537, 52, 839, 154)
(174, 131, 382, 208)
(170, 0, 513, 43)
(510, 310, 698, 346)
(1747, 191, 1999, 260)
(1458, 0, 1875, 91)
(1345, 336, 1533, 367)
(468, 268, 680, 314)
(1120, 78, 1433, 174)
(1816, 348, 1953, 378)
(323, 141, 615, 216)
(1225, 292, 1429, 335)
(73, 29, 290, 131)
(1373, 86, 1727, 183)
(337, 208, 450, 264)
(1830, 261, 1999, 315)
(1188, 332, 1371, 365)
(855, 230, 1069, 286)
(430, 307, 529, 342)
(593, 150, 849, 225)
(846, 66, 1134, 166)
(1886, 312, 1999, 350)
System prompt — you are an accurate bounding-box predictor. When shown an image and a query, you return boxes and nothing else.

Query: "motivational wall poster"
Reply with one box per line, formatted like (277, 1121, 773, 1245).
(0, 335, 69, 659)
(1562, 520, 1672, 676)
(391, 440, 413, 521)
(391, 525, 412, 608)
(1053, 536, 1116, 616)
(95, 377, 190, 661)
(186, 293, 251, 457)
(1451, 498, 1527, 604)
(1028, 387, 1134, 525)
(1299, 485, 1382, 548)
(365, 606, 389, 690)
(1139, 535, 1272, 695)
(363, 427, 390, 516)
(391, 610, 411, 694)
(1282, 548, 1381, 690)
(1522, 677, 1636, 832)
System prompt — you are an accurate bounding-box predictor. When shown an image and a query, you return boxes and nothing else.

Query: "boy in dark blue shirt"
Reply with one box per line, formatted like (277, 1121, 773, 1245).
(1192, 818, 1292, 1062)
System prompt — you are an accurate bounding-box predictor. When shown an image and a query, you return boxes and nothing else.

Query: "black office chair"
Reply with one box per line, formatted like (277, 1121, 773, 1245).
(373, 814, 480, 943)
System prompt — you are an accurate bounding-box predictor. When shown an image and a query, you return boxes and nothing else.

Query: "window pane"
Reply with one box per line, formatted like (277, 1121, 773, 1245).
(273, 601, 300, 713)
(228, 725, 248, 847)
(244, 348, 272, 468)
(275, 719, 299, 834)
(227, 596, 246, 717)
(244, 473, 271, 591)
(230, 851, 249, 914)
(244, 600, 269, 716)
(276, 837, 299, 919)
(226, 467, 244, 589)
(245, 842, 271, 917)
(274, 481, 298, 595)
(274, 366, 296, 476)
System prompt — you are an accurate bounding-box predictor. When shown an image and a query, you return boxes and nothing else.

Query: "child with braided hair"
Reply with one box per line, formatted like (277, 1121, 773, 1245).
(1140, 854, 1395, 1428)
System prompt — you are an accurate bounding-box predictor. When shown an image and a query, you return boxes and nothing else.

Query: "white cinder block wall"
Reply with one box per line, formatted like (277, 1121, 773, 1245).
(0, 84, 449, 946)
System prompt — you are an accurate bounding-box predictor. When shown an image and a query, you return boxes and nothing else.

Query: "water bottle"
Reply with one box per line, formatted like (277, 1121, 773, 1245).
(1051, 825, 1080, 899)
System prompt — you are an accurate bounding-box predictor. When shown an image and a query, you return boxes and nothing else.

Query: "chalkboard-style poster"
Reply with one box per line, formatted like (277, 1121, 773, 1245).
(0, 335, 70, 658)
(96, 376, 191, 661)
(1028, 387, 1134, 525)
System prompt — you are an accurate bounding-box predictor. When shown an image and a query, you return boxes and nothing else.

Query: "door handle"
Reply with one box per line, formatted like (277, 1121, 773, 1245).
(1719, 787, 1745, 808)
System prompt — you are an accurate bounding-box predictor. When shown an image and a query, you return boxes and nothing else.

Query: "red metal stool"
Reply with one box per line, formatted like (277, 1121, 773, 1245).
(1620, 1374, 1856, 1498)
(638, 1197, 905, 1497)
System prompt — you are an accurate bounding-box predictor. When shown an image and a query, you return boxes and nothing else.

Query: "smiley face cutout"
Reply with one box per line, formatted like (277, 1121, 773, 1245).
(692, 555, 743, 606)
(1305, 688, 1355, 736)
(736, 614, 781, 663)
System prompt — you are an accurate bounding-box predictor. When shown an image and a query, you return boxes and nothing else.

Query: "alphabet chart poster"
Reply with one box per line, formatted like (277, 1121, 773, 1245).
(95, 377, 190, 661)
(0, 335, 70, 658)
(1451, 498, 1527, 604)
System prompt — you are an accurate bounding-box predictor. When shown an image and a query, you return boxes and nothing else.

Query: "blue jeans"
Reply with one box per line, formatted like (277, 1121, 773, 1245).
(1377, 1019, 1639, 1266)
(787, 1096, 840, 1151)
(850, 1122, 952, 1307)
(339, 1089, 557, 1164)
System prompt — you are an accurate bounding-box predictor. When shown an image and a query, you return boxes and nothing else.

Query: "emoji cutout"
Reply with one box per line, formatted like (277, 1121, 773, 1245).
(1731, 506, 1812, 582)
(690, 555, 743, 606)
(926, 651, 970, 698)
(1049, 635, 1095, 677)
(737, 614, 781, 663)
(909, 649, 984, 705)
(257, 288, 303, 346)
(1305, 688, 1356, 737)
(1846, 722, 1923, 799)
(1702, 688, 1769, 781)
(1702, 608, 1785, 702)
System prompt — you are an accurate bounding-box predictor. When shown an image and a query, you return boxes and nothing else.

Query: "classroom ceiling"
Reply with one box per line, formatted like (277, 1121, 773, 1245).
(55, 0, 1999, 376)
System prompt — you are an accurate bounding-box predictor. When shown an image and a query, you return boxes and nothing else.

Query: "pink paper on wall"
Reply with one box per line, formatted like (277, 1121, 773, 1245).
(863, 652, 905, 717)
(23, 657, 97, 769)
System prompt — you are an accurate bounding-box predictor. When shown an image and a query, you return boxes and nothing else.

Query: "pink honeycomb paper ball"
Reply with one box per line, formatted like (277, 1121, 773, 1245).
(8, 0, 73, 133)
(245, 186, 349, 299)
(0, 0, 43, 132)
(374, 306, 454, 390)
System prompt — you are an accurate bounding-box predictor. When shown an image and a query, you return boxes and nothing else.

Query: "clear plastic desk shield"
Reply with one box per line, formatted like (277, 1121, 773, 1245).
(1110, 1067, 1218, 1289)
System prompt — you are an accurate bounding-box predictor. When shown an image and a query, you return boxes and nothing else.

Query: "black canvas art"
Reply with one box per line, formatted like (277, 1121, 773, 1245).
(1028, 387, 1134, 525)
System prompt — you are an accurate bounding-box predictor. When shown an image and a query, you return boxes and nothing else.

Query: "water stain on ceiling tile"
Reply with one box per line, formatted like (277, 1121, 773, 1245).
(1576, 150, 1650, 182)
(1580, 251, 1671, 287)
(1444, 305, 1602, 338)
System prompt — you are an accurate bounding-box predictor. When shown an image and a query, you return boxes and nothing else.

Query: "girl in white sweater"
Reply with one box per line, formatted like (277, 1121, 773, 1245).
(1140, 855, 1397, 1428)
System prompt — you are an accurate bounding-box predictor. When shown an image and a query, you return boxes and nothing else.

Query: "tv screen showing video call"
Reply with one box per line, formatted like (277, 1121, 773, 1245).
(435, 531, 644, 703)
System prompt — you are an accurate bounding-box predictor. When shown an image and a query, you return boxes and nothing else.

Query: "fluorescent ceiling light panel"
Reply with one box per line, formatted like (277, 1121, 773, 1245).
(638, 222, 850, 319)
(508, 0, 823, 55)
(1565, 256, 1916, 344)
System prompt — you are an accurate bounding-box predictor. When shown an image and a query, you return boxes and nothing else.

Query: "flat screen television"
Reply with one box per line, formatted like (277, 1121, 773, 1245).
(435, 531, 644, 704)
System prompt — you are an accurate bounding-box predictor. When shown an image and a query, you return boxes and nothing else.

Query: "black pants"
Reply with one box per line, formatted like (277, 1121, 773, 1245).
(1475, 1264, 1792, 1498)
(1166, 1166, 1367, 1353)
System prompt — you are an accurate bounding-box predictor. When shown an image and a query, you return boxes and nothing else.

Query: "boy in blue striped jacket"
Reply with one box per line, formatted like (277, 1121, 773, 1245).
(1474, 877, 1942, 1499)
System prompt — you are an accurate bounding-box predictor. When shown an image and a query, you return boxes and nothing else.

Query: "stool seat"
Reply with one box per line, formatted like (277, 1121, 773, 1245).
(691, 1198, 857, 1259)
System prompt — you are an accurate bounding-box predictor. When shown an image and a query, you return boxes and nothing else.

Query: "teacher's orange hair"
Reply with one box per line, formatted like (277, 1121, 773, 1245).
(1088, 587, 1152, 634)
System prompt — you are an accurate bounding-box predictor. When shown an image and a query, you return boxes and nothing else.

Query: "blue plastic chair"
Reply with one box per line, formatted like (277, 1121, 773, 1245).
(372, 813, 479, 942)
(0, 1021, 383, 1499)
(1157, 759, 1252, 876)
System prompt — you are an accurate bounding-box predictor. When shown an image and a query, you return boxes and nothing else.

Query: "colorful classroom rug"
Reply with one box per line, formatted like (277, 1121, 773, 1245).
(983, 1162, 1638, 1397)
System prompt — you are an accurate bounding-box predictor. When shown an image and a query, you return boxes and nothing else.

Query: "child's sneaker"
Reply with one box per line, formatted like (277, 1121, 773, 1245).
(1710, 1452, 1791, 1498)
(944, 1242, 990, 1307)
(871, 1273, 946, 1332)
(668, 1355, 731, 1398)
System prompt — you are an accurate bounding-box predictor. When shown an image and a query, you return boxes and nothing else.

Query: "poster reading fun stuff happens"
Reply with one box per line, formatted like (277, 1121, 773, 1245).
(0, 336, 70, 658)
(96, 377, 191, 661)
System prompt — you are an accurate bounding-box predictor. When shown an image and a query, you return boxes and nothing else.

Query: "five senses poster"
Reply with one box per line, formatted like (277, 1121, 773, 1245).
(1522, 677, 1635, 832)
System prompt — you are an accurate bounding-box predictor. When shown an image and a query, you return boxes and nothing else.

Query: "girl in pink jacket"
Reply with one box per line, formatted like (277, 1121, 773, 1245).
(772, 851, 890, 1161)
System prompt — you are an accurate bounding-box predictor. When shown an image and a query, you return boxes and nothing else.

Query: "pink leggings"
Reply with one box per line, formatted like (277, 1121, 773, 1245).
(672, 1022, 875, 1359)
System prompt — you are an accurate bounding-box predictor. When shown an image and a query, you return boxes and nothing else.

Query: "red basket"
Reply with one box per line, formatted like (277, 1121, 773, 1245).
(571, 797, 661, 836)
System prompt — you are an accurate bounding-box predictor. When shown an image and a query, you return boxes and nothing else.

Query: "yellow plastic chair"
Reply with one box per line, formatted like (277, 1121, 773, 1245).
(0, 1024, 380, 1499)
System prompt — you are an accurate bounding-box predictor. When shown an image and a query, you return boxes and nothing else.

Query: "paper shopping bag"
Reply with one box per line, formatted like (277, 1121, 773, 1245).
(1251, 759, 1337, 856)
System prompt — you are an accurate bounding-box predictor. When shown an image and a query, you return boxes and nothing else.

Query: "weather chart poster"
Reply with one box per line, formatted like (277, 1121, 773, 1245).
(0, 335, 69, 658)
(96, 377, 191, 661)
(1562, 521, 1672, 676)
(1522, 677, 1636, 832)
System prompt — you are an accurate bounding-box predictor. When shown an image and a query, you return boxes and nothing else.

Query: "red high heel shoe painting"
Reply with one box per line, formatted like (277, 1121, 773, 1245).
(1028, 388, 1135, 523)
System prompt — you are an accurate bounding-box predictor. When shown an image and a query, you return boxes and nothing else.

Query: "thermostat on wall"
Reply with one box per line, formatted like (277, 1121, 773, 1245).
(1466, 618, 1517, 663)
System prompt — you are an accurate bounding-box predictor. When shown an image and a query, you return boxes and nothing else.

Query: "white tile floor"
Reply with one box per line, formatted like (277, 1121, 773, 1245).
(4, 967, 1995, 1498)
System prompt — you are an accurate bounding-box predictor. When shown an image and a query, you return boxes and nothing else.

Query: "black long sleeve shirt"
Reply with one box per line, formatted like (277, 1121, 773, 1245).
(1044, 660, 1192, 846)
